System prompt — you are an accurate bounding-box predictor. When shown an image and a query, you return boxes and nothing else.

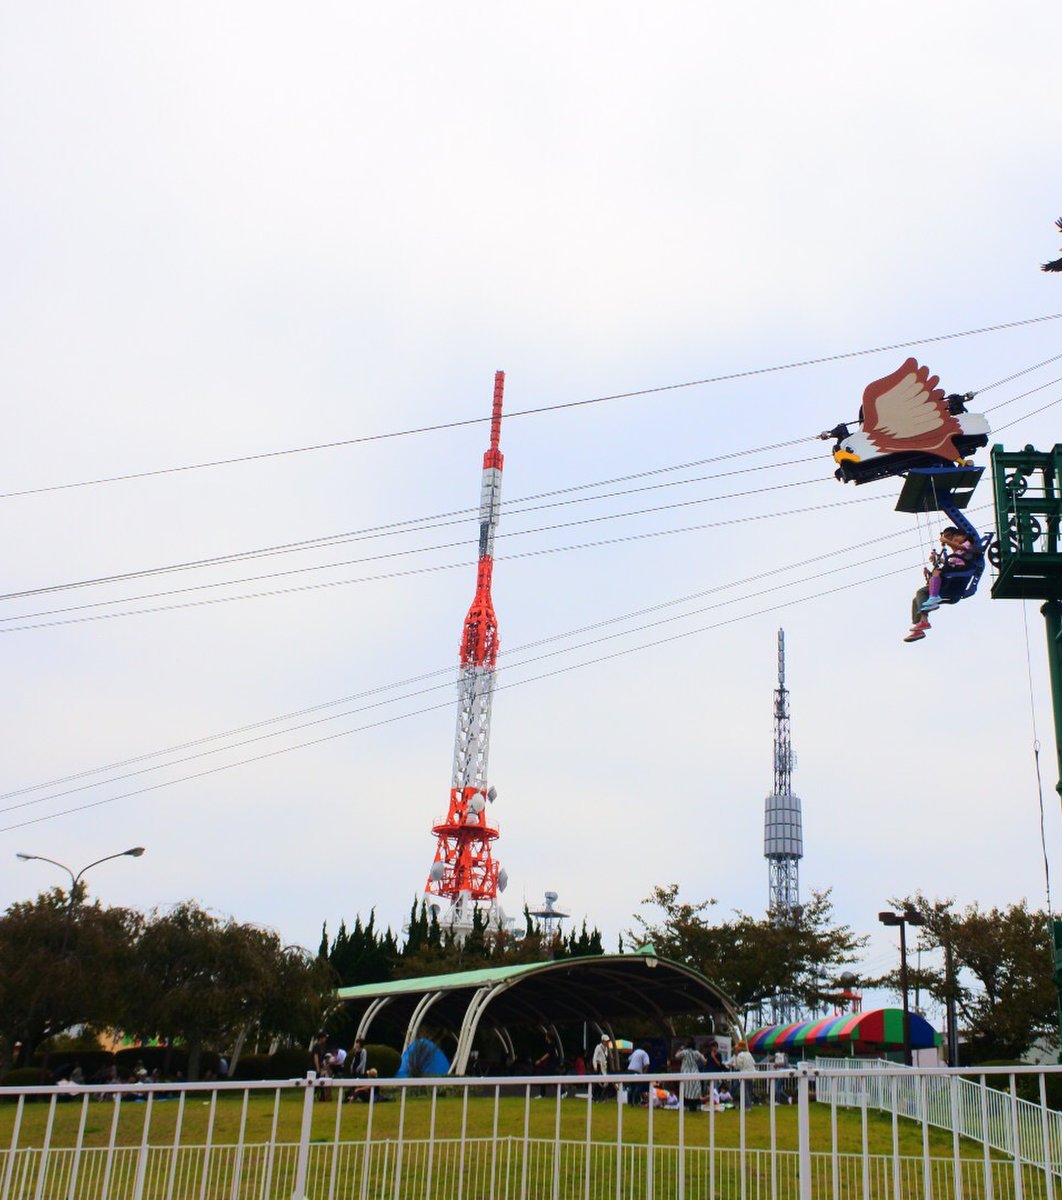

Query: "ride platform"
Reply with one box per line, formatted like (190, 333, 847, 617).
(894, 466, 983, 515)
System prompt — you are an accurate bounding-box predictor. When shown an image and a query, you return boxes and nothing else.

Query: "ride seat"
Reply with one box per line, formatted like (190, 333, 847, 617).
(938, 534, 993, 604)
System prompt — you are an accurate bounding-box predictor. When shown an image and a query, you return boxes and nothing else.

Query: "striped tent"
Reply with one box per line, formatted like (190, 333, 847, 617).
(747, 1008, 941, 1054)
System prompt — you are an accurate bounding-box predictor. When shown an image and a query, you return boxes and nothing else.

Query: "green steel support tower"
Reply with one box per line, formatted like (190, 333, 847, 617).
(990, 443, 1062, 1049)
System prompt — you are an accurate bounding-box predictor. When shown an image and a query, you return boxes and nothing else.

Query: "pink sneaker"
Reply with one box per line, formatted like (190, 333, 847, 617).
(903, 628, 926, 643)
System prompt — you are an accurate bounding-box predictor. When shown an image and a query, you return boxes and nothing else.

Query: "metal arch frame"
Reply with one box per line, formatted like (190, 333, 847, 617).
(403, 990, 445, 1053)
(451, 985, 498, 1075)
(355, 996, 393, 1044)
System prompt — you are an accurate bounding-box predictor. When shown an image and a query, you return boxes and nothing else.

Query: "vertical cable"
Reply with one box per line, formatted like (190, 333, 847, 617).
(1022, 600, 1054, 914)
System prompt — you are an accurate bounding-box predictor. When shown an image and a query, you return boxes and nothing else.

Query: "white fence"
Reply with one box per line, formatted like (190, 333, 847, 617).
(818, 1055, 1062, 1174)
(1, 1065, 1061, 1199)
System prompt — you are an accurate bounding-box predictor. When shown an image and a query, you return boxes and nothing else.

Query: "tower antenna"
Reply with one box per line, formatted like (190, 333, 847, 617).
(424, 371, 509, 935)
(764, 628, 803, 1021)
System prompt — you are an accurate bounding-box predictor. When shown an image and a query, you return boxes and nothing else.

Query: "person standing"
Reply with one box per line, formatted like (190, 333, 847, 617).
(534, 1032, 561, 1098)
(626, 1043, 650, 1106)
(673, 1040, 706, 1112)
(591, 1035, 612, 1102)
(310, 1032, 331, 1102)
(348, 1038, 367, 1078)
(729, 1040, 758, 1108)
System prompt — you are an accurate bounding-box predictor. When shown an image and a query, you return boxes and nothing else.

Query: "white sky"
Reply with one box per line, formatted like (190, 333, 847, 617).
(2, 2, 1061, 1006)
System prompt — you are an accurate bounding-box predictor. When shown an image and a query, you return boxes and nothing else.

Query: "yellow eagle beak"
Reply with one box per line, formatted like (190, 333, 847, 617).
(833, 449, 861, 464)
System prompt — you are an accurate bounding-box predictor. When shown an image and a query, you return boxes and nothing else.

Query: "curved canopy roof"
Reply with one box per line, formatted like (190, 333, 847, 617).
(339, 951, 738, 1073)
(748, 1008, 941, 1053)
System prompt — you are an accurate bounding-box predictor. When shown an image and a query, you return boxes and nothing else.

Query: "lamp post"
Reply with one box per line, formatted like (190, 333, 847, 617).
(16, 847, 145, 953)
(879, 905, 925, 1066)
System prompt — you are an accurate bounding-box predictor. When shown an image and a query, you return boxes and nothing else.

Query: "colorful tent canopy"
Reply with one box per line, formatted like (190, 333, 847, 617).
(747, 1008, 941, 1053)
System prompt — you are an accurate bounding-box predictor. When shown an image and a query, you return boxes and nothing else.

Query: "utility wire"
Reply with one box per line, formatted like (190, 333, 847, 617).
(11, 367, 1050, 630)
(0, 451, 823, 602)
(0, 541, 924, 817)
(976, 352, 1062, 396)
(0, 474, 833, 622)
(981, 375, 1062, 414)
(0, 557, 920, 833)
(0, 492, 889, 633)
(5, 348, 1058, 604)
(993, 394, 1062, 433)
(0, 524, 922, 804)
(3, 312, 1059, 501)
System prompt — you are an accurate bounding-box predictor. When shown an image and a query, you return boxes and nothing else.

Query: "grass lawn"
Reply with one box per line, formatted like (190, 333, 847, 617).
(0, 1089, 999, 1159)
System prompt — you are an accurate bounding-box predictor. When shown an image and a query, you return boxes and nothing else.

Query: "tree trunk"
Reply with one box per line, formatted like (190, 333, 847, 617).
(186, 1036, 202, 1082)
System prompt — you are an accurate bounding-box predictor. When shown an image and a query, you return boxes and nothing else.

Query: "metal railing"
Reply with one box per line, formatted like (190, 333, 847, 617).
(818, 1055, 1062, 1173)
(1, 1064, 1061, 1199)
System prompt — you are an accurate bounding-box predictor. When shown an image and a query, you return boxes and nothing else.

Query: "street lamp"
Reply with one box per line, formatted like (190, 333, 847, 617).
(16, 847, 145, 952)
(879, 904, 925, 1067)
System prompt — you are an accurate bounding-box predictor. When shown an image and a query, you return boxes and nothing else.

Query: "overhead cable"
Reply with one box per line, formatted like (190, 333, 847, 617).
(2, 312, 1059, 501)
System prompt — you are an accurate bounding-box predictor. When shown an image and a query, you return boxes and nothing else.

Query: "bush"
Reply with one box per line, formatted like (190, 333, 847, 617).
(232, 1054, 272, 1081)
(0, 1067, 50, 1089)
(233, 1047, 312, 1081)
(34, 1049, 114, 1079)
(114, 1046, 186, 1077)
(366, 1044, 401, 1078)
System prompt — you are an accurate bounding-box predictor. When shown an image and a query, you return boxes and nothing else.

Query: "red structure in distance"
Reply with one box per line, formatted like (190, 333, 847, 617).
(424, 372, 508, 932)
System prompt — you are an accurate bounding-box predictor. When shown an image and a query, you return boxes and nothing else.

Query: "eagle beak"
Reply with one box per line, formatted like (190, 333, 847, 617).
(833, 449, 861, 464)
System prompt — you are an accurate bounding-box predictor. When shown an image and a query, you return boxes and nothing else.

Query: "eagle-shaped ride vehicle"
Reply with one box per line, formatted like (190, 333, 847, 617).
(823, 357, 990, 486)
(822, 358, 994, 629)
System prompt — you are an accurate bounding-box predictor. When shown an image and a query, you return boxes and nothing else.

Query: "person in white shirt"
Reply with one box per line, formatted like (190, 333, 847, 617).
(591, 1035, 612, 1102)
(626, 1044, 650, 1105)
(729, 1040, 758, 1108)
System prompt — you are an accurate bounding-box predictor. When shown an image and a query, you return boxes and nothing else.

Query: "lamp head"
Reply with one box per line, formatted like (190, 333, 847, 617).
(124, 847, 146, 858)
(878, 911, 900, 926)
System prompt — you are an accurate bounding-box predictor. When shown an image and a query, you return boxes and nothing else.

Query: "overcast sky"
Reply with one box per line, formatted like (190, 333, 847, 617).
(2, 2, 1061, 1010)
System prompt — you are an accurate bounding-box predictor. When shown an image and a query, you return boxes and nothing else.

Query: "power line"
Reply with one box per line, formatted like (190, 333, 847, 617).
(3, 312, 1059, 501)
(0, 492, 889, 633)
(6, 347, 1057, 607)
(992, 393, 1062, 433)
(0, 530, 921, 811)
(976, 352, 1062, 396)
(12, 365, 1049, 630)
(981, 376, 1062, 414)
(0, 557, 922, 833)
(0, 450, 823, 602)
(0, 524, 922, 805)
(2, 474, 832, 619)
(0, 541, 922, 816)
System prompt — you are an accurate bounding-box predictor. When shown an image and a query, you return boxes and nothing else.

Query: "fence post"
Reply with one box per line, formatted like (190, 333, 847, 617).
(797, 1069, 812, 1200)
(292, 1074, 317, 1200)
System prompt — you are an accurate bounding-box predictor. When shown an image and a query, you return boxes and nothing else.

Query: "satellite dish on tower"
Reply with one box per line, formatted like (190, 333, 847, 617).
(429, 861, 445, 882)
(468, 792, 486, 813)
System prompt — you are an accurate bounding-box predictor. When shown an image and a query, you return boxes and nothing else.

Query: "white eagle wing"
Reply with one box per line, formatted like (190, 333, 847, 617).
(872, 372, 945, 440)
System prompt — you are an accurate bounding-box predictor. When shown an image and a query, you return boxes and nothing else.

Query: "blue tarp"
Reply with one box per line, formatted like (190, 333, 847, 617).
(396, 1039, 450, 1077)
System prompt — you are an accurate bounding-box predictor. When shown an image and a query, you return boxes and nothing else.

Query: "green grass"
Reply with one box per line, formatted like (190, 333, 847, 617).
(0, 1090, 996, 1158)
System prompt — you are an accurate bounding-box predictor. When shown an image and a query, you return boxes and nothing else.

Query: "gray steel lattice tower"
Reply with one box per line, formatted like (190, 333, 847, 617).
(764, 629, 803, 917)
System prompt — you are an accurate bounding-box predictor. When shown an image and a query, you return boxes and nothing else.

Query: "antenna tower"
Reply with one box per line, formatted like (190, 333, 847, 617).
(424, 371, 509, 935)
(763, 629, 803, 1023)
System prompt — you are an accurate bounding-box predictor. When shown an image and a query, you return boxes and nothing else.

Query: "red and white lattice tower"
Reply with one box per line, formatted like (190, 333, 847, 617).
(425, 371, 510, 934)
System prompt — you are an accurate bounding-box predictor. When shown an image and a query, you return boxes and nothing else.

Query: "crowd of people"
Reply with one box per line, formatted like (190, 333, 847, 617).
(535, 1033, 793, 1111)
(309, 1033, 382, 1102)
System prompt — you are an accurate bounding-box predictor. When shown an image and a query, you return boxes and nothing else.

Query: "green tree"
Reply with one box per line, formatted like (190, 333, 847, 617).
(0, 888, 141, 1066)
(129, 903, 336, 1080)
(881, 896, 1057, 1061)
(630, 885, 865, 1021)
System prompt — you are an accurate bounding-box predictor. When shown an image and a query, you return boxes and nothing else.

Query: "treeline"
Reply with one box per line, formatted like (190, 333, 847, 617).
(321, 900, 605, 988)
(0, 888, 606, 1080)
(0, 889, 333, 1079)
